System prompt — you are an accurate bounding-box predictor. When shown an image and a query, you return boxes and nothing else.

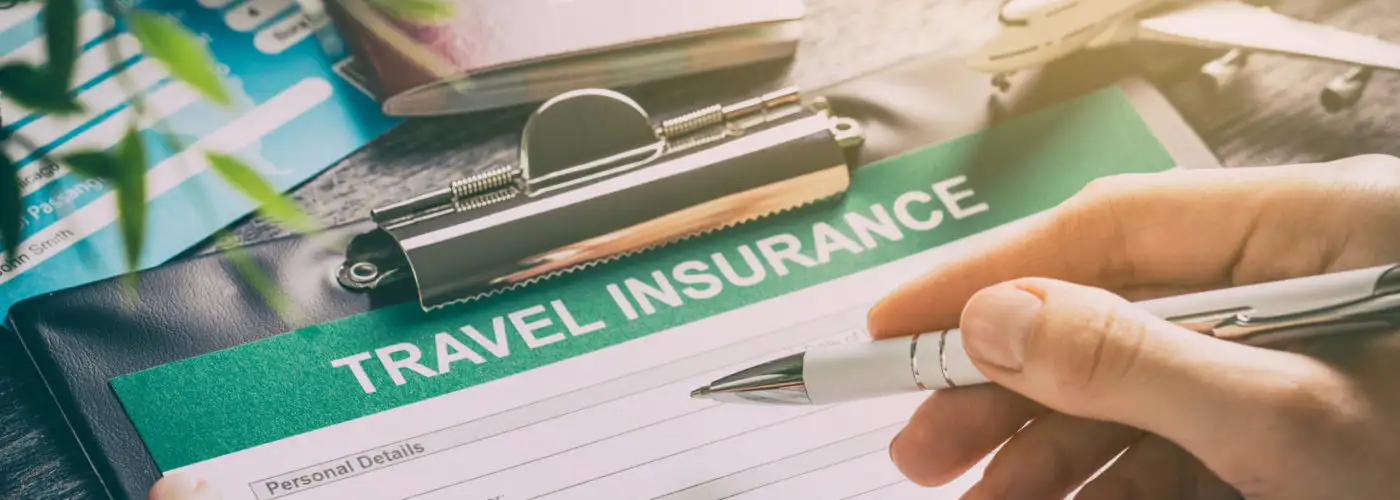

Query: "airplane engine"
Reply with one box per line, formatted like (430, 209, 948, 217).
(1199, 49, 1249, 92)
(991, 73, 1013, 92)
(1320, 66, 1373, 113)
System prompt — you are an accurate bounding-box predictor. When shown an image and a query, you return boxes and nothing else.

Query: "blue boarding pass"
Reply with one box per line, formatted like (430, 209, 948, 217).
(0, 0, 399, 314)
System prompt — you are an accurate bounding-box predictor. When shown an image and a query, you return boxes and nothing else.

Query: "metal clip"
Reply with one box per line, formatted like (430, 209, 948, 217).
(1168, 284, 1400, 347)
(339, 86, 866, 311)
(1204, 291, 1400, 345)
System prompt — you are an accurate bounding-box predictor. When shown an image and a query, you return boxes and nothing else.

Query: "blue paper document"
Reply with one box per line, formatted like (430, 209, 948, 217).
(0, 0, 397, 313)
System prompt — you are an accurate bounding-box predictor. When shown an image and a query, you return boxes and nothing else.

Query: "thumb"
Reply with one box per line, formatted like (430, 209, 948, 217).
(956, 277, 1342, 460)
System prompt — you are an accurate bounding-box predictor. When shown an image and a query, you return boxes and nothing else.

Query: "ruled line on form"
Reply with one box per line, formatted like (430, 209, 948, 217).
(404, 404, 736, 500)
(652, 424, 900, 500)
(518, 407, 843, 500)
(252, 308, 861, 499)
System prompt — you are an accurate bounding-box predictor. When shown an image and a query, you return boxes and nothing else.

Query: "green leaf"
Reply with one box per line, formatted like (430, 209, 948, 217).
(205, 152, 317, 233)
(114, 128, 147, 270)
(0, 63, 83, 114)
(64, 130, 149, 270)
(64, 150, 119, 179)
(0, 152, 21, 260)
(367, 0, 456, 22)
(126, 11, 232, 106)
(43, 0, 80, 89)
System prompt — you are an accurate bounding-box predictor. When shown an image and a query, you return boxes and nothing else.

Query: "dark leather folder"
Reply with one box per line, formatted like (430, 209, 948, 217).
(4, 53, 1218, 500)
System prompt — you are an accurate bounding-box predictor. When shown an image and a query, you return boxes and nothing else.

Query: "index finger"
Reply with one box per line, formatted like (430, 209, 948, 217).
(866, 159, 1379, 339)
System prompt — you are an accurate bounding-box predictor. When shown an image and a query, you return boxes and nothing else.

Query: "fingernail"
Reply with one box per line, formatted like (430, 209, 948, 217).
(960, 285, 1041, 371)
(889, 428, 903, 463)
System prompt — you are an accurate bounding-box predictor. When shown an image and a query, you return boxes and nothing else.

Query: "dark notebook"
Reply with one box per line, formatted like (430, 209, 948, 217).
(6, 54, 1219, 500)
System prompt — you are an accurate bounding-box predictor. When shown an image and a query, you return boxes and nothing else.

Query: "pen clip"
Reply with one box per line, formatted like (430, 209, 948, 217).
(1178, 288, 1400, 346)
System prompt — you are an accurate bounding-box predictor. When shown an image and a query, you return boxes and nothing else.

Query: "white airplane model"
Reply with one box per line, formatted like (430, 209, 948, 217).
(966, 0, 1400, 110)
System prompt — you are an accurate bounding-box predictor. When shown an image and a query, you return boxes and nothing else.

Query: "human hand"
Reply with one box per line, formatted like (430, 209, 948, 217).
(868, 155, 1400, 499)
(148, 474, 220, 500)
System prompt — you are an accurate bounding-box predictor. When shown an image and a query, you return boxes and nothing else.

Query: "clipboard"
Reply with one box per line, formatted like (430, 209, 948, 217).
(3, 53, 1219, 500)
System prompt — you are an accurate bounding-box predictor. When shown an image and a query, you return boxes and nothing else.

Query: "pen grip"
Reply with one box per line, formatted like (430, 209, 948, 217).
(924, 330, 987, 388)
(803, 332, 989, 405)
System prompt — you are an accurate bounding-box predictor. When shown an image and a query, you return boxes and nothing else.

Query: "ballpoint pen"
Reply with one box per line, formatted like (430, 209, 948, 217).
(690, 263, 1400, 405)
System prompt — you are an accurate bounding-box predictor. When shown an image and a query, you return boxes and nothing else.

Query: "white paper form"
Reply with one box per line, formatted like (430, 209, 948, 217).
(153, 215, 1033, 500)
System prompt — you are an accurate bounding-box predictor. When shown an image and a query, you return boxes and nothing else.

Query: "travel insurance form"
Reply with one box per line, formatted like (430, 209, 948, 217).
(108, 84, 1214, 499)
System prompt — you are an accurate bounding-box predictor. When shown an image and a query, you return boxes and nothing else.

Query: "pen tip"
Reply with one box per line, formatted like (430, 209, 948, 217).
(690, 386, 712, 399)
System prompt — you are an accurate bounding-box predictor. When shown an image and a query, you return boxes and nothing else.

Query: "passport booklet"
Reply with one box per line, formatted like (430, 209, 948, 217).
(321, 0, 806, 116)
(7, 55, 1220, 500)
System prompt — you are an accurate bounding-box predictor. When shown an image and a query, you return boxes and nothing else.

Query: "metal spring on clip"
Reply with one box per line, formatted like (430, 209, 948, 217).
(657, 105, 725, 139)
(665, 129, 728, 153)
(450, 166, 519, 199)
(454, 186, 520, 213)
(655, 87, 803, 141)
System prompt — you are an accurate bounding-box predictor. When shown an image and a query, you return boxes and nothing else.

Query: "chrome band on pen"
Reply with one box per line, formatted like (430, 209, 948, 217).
(910, 332, 929, 391)
(939, 330, 958, 388)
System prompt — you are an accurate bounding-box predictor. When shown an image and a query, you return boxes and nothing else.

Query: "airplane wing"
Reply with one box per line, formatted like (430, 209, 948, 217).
(1134, 0, 1400, 71)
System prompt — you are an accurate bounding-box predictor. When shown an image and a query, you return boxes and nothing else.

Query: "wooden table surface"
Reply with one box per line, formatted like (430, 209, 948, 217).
(3, 0, 1398, 498)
